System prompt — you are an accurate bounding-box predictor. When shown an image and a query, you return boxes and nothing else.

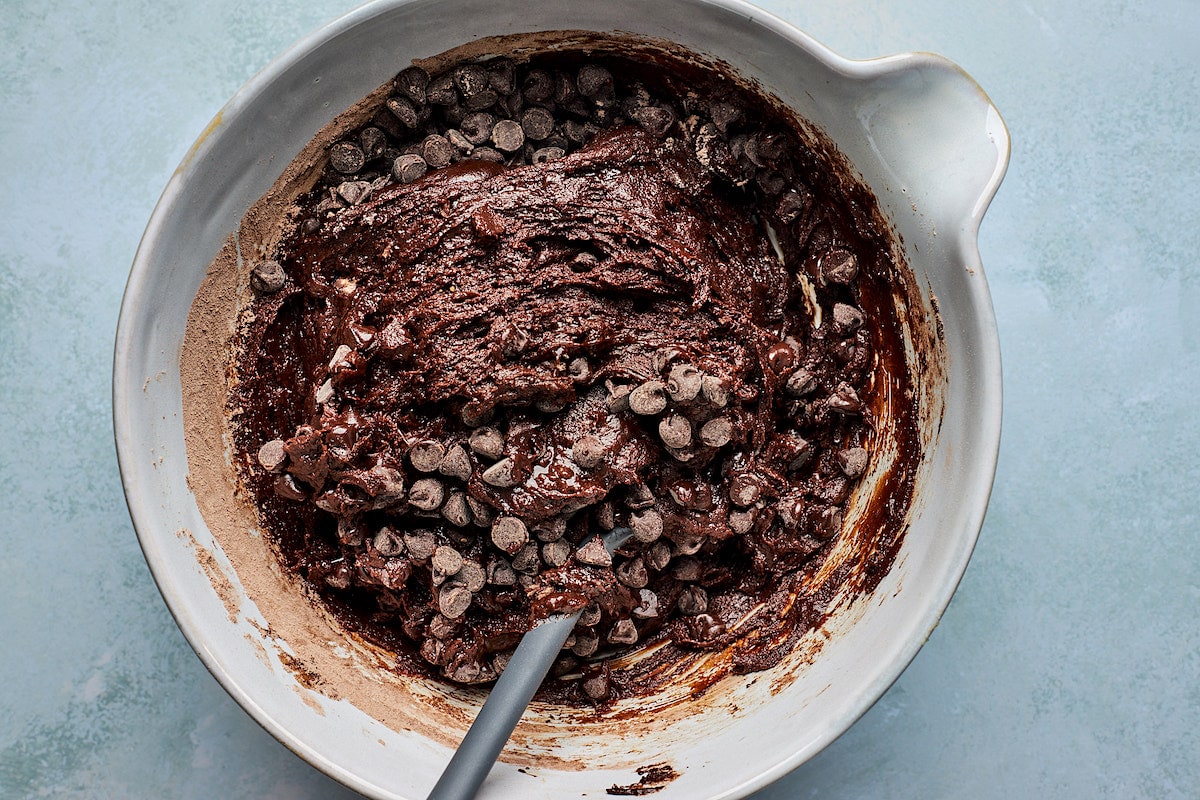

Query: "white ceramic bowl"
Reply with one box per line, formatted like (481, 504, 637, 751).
(114, 1, 1008, 797)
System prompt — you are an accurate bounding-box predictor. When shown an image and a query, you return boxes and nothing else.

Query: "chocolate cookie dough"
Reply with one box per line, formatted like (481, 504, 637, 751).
(228, 46, 918, 702)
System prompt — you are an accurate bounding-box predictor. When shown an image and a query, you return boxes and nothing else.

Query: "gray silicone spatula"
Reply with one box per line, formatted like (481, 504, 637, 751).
(426, 525, 633, 800)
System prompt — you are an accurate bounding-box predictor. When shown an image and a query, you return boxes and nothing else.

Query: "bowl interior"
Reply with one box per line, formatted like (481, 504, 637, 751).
(115, 1, 1006, 798)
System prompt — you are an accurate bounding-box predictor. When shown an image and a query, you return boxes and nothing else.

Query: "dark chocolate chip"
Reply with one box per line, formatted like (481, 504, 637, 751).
(572, 434, 605, 469)
(631, 105, 674, 137)
(837, 446, 869, 478)
(441, 491, 472, 527)
(785, 368, 818, 397)
(833, 303, 865, 335)
(256, 439, 288, 472)
(776, 187, 812, 223)
(608, 619, 638, 645)
(395, 66, 429, 104)
(408, 478, 445, 511)
(698, 417, 733, 448)
(460, 112, 496, 145)
(823, 248, 860, 285)
(487, 58, 516, 94)
(438, 444, 473, 481)
(491, 119, 525, 152)
(522, 69, 554, 103)
(438, 585, 472, 619)
(392, 153, 428, 184)
(531, 146, 565, 164)
(631, 509, 664, 543)
(541, 539, 571, 567)
(677, 585, 709, 615)
(658, 414, 693, 449)
(336, 180, 372, 205)
(481, 457, 516, 487)
(491, 516, 528, 555)
(468, 427, 505, 460)
(520, 106, 555, 141)
(329, 141, 365, 174)
(575, 536, 612, 567)
(453, 64, 490, 97)
(408, 440, 446, 472)
(427, 72, 458, 105)
(421, 134, 455, 168)
(629, 380, 668, 415)
(250, 260, 286, 293)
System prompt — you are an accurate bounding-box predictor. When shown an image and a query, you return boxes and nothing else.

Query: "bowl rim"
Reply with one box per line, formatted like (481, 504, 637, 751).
(113, 0, 1009, 796)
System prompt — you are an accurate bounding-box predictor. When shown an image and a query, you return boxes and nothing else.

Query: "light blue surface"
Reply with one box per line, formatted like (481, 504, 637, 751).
(1, 1, 1196, 797)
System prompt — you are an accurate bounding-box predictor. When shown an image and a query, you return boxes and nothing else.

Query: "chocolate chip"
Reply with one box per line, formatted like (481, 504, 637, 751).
(481, 457, 516, 488)
(359, 127, 387, 162)
(487, 557, 516, 586)
(466, 496, 495, 527)
(392, 153, 428, 184)
(631, 105, 674, 137)
(630, 508, 663, 543)
(645, 542, 672, 572)
(778, 493, 806, 529)
(666, 363, 702, 402)
(421, 134, 454, 168)
(608, 619, 639, 645)
(572, 632, 600, 658)
(532, 146, 565, 164)
(562, 119, 598, 144)
(438, 444, 473, 481)
(427, 72, 458, 105)
(454, 64, 489, 97)
(577, 64, 615, 102)
(776, 187, 812, 223)
(542, 539, 571, 567)
(257, 439, 288, 472)
(604, 383, 632, 413)
(698, 417, 733, 448)
(329, 141, 365, 174)
(572, 435, 605, 469)
(408, 477, 445, 511)
(439, 585, 473, 619)
(386, 96, 422, 129)
(815, 506, 844, 540)
(526, 519, 562, 544)
(471, 146, 505, 163)
(709, 101, 743, 134)
(785, 368, 818, 397)
(403, 530, 436, 563)
(432, 545, 464, 576)
(700, 375, 729, 408)
(420, 637, 444, 664)
(658, 414, 693, 449)
(445, 128, 473, 154)
(827, 382, 863, 414)
(395, 66, 429, 104)
(491, 119, 525, 153)
(629, 380, 668, 415)
(766, 339, 800, 374)
(616, 556, 648, 589)
(463, 89, 498, 111)
(567, 357, 591, 382)
(372, 526, 405, 557)
(833, 303, 865, 335)
(468, 427, 505, 460)
(729, 507, 756, 535)
(486, 58, 516, 94)
(250, 260, 286, 293)
(458, 560, 487, 592)
(511, 542, 541, 574)
(441, 491, 472, 527)
(821, 248, 859, 285)
(575, 536, 612, 567)
(520, 107, 555, 141)
(625, 482, 656, 510)
(837, 446, 869, 478)
(728, 473, 762, 507)
(631, 589, 658, 620)
(523, 69, 554, 103)
(491, 516, 528, 554)
(273, 473, 307, 501)
(408, 440, 445, 472)
(677, 585, 709, 615)
(428, 613, 458, 640)
(581, 666, 611, 700)
(460, 112, 495, 145)
(578, 604, 600, 628)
